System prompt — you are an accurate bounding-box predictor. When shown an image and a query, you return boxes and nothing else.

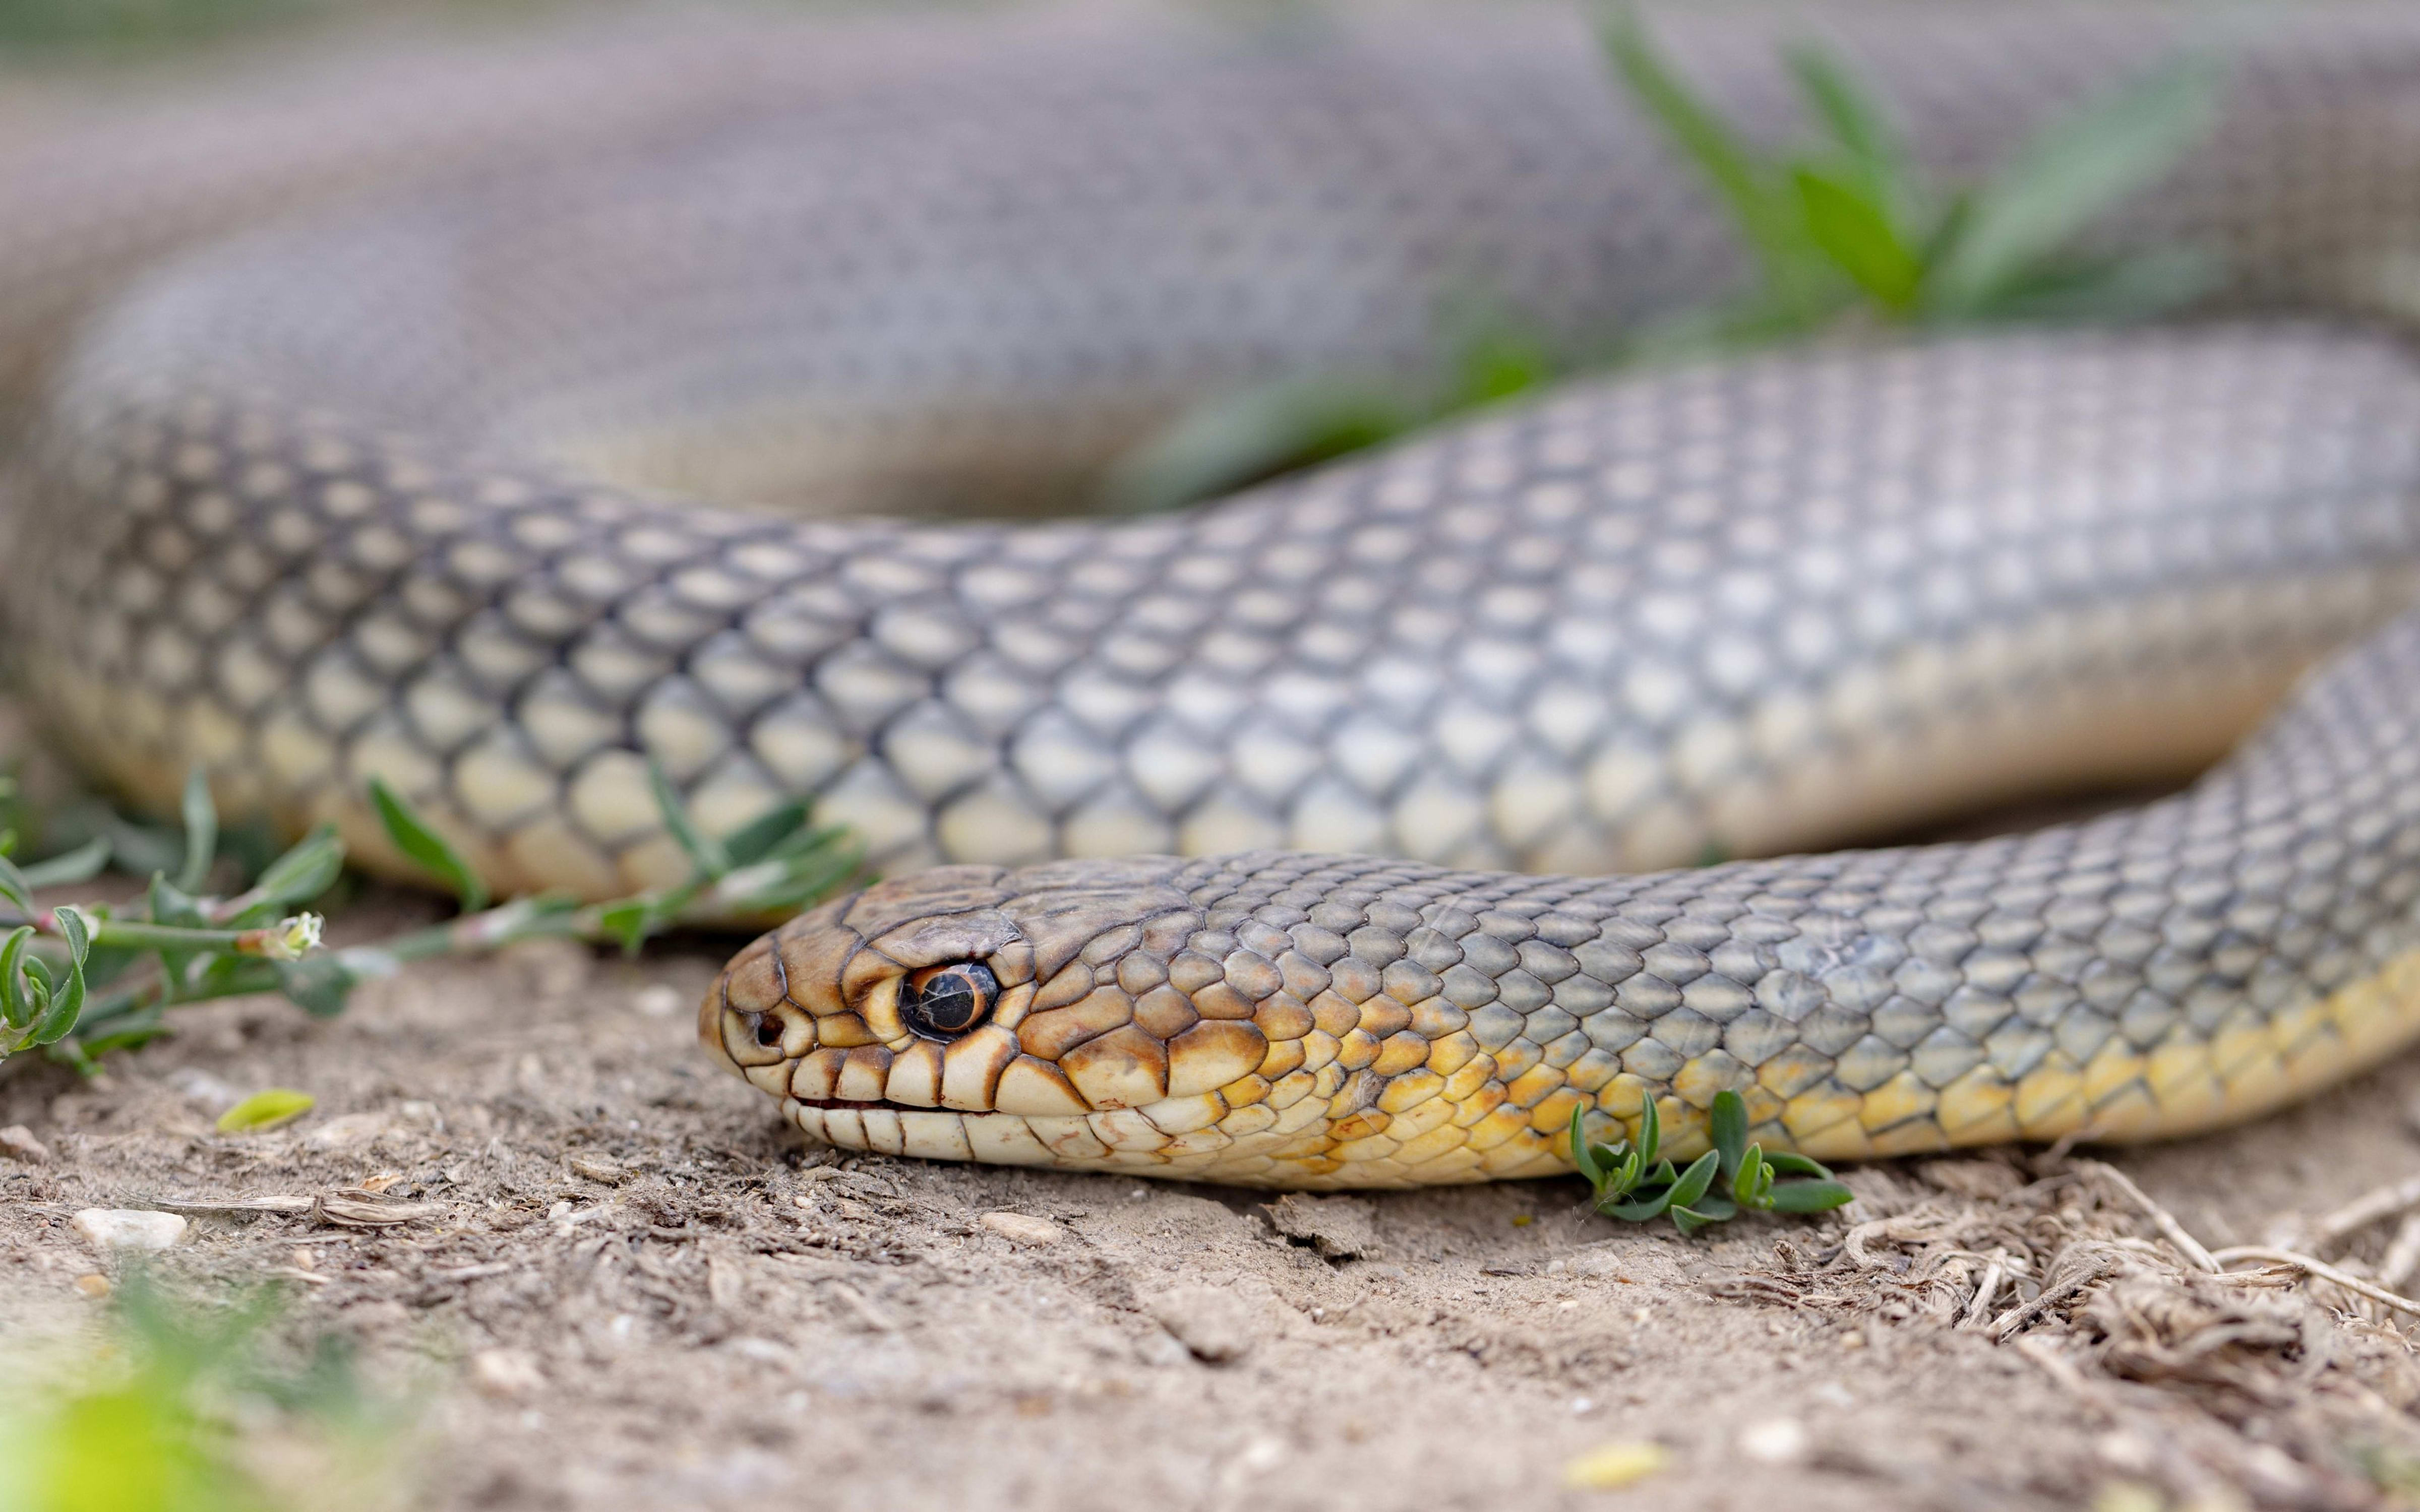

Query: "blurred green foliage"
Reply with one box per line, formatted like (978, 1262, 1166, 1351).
(1112, 4, 2224, 512)
(0, 1273, 411, 1512)
(0, 0, 314, 51)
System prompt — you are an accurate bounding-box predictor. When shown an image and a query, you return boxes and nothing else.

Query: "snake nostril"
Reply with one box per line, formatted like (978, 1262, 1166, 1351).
(750, 1014, 783, 1048)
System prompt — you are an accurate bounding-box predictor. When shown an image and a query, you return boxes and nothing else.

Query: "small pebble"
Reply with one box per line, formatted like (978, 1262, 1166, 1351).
(72, 1209, 187, 1251)
(1147, 1285, 1257, 1363)
(1738, 1417, 1808, 1465)
(1563, 1441, 1669, 1490)
(632, 985, 683, 1018)
(978, 1212, 1063, 1247)
(74, 1274, 110, 1298)
(470, 1348, 545, 1399)
(567, 1153, 627, 1185)
(1262, 1193, 1378, 1258)
(302, 1111, 390, 1151)
(0, 1123, 50, 1163)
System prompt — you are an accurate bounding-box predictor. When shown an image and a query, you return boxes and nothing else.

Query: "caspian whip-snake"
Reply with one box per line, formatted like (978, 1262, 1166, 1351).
(12, 3, 2420, 1184)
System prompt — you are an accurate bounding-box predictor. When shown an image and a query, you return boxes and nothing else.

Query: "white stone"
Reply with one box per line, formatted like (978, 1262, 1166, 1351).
(71, 1209, 186, 1251)
(977, 1212, 1063, 1247)
(0, 1124, 50, 1163)
(1737, 1417, 1809, 1465)
(470, 1348, 544, 1399)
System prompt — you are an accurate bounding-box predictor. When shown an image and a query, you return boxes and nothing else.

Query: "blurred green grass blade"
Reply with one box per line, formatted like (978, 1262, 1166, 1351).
(240, 825, 344, 919)
(1791, 164, 1922, 310)
(1966, 245, 2219, 325)
(17, 836, 109, 891)
(0, 854, 32, 915)
(369, 777, 488, 912)
(1786, 42, 1904, 183)
(720, 799, 814, 867)
(1928, 53, 2222, 315)
(1455, 328, 1556, 407)
(1600, 4, 1821, 314)
(1103, 376, 1418, 514)
(647, 762, 730, 880)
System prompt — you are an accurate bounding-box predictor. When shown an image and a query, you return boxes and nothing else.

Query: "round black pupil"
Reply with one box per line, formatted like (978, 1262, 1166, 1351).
(908, 965, 992, 1037)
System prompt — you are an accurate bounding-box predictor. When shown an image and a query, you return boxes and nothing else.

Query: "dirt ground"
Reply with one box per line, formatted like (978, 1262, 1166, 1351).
(7, 888, 2420, 1511)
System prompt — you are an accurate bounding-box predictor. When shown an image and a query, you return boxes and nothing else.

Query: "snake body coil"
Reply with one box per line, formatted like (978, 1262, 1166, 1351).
(13, 3, 2420, 1183)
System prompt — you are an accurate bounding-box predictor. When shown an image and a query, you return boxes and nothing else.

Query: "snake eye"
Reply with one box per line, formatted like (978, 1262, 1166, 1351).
(900, 962, 998, 1041)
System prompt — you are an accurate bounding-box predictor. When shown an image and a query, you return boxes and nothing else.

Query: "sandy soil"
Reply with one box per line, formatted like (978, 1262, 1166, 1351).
(8, 889, 2420, 1512)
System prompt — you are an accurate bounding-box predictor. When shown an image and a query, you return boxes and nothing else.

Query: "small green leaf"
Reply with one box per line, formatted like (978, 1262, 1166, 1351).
(1675, 1192, 1740, 1233)
(177, 767, 218, 895)
(1928, 53, 2221, 315)
(0, 925, 34, 1031)
(1606, 1186, 1677, 1223)
(1963, 245, 2218, 326)
(0, 853, 33, 915)
(216, 1088, 315, 1133)
(1791, 164, 1923, 311)
(1710, 1089, 1749, 1179)
(1762, 1150, 1836, 1179)
(1768, 1179, 1858, 1215)
(241, 826, 345, 919)
(54, 904, 89, 968)
(18, 837, 110, 891)
(148, 871, 208, 929)
(28, 906, 89, 1046)
(597, 898, 673, 956)
(1732, 1145, 1776, 1210)
(648, 763, 730, 881)
(1454, 328, 1556, 407)
(1588, 1142, 1634, 1180)
(1568, 1106, 1605, 1185)
(1785, 42, 1906, 188)
(720, 800, 814, 867)
(1635, 1094, 1661, 1168)
(718, 834, 867, 915)
(1601, 4, 1822, 317)
(1665, 1149, 1722, 1214)
(368, 778, 488, 913)
(1102, 375, 1420, 514)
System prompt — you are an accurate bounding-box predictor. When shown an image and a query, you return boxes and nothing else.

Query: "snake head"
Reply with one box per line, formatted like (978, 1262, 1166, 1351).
(699, 854, 1533, 1186)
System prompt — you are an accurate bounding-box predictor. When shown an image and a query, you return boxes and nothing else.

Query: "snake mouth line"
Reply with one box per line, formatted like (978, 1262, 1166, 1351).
(795, 1096, 895, 1111)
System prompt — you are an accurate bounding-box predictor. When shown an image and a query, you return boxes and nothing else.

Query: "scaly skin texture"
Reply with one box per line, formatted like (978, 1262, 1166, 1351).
(704, 612, 2420, 1185)
(13, 4, 2420, 1182)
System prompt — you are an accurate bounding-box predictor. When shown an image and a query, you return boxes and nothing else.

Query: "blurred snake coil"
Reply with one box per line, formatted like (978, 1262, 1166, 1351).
(12, 2, 2420, 1186)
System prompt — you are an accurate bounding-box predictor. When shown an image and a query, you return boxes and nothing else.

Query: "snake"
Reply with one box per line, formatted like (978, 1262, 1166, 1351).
(13, 2, 2420, 1187)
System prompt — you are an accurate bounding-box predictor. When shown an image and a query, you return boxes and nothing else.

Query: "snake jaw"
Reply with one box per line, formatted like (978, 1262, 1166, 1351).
(699, 856, 1461, 1184)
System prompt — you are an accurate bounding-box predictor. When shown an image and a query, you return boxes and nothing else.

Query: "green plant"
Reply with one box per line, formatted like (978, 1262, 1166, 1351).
(1100, 323, 1558, 515)
(1568, 1090, 1853, 1235)
(1600, 5, 2223, 342)
(1107, 13, 2223, 513)
(0, 767, 863, 1072)
(0, 1271, 412, 1512)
